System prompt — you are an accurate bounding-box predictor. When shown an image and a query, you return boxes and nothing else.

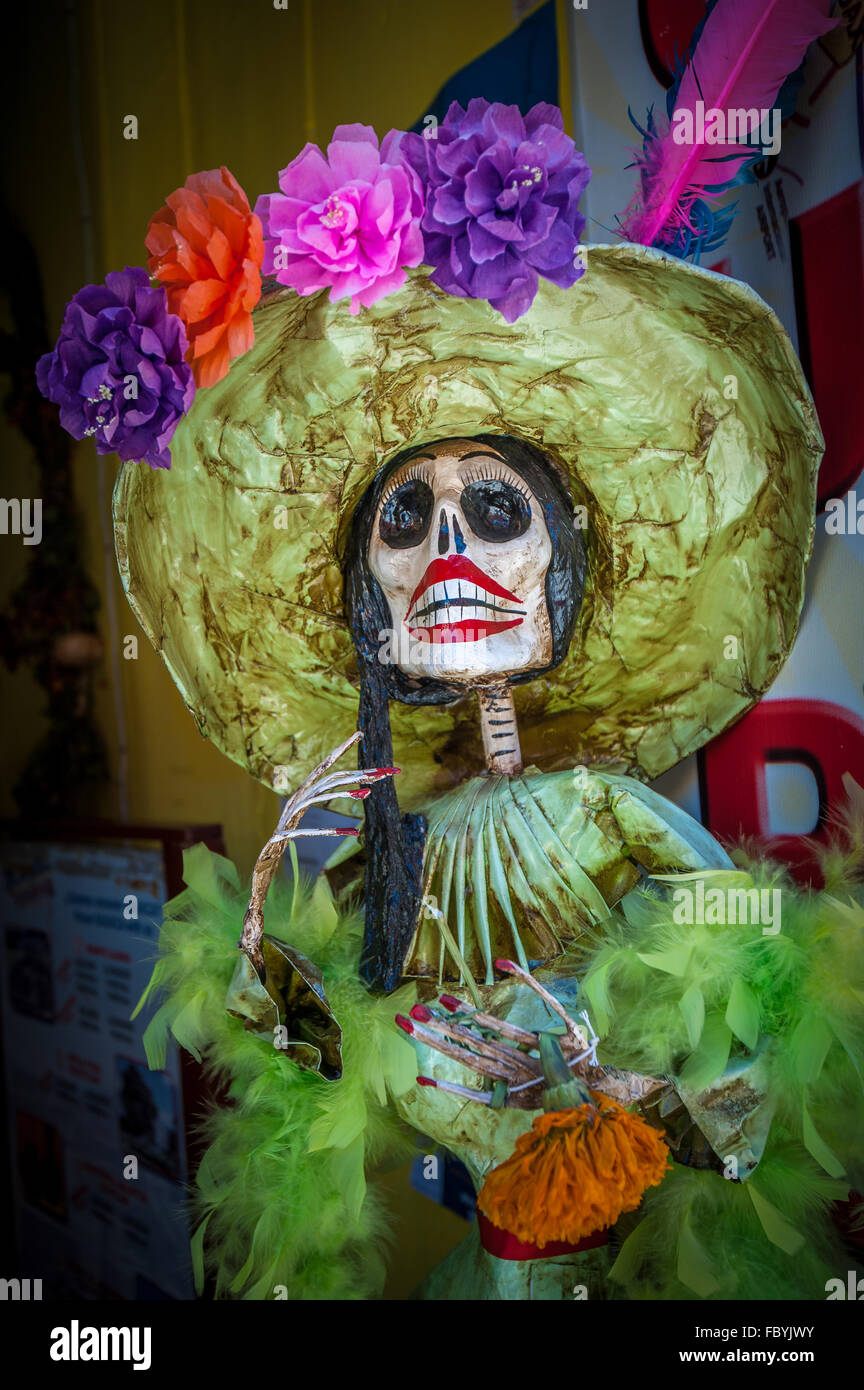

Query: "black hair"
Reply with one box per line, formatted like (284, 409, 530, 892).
(343, 433, 585, 992)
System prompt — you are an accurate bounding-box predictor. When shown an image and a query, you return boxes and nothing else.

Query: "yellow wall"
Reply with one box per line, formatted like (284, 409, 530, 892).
(2, 0, 522, 1298)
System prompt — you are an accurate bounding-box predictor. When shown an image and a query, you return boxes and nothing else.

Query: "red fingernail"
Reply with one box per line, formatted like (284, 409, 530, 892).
(439, 994, 463, 1013)
(495, 958, 517, 973)
(333, 828, 360, 836)
(373, 766, 400, 776)
(394, 1014, 414, 1036)
(416, 1076, 437, 1088)
(410, 1004, 433, 1023)
(348, 788, 371, 799)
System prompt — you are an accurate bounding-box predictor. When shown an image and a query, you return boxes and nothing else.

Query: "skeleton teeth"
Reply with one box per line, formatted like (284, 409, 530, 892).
(408, 576, 519, 627)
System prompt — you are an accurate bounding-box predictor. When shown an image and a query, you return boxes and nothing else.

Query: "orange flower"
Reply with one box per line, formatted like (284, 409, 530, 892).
(146, 167, 263, 388)
(478, 1092, 670, 1249)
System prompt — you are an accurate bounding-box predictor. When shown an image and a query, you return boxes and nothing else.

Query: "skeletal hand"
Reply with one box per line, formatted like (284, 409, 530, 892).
(238, 730, 397, 976)
(396, 959, 664, 1111)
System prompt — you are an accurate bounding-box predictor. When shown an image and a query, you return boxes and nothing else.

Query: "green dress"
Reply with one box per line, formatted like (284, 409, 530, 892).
(387, 766, 732, 1299)
(140, 767, 864, 1301)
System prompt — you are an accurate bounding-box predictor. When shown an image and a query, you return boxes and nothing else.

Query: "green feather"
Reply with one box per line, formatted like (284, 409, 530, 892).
(679, 1013, 732, 1091)
(677, 1209, 721, 1297)
(790, 1014, 834, 1085)
(636, 944, 693, 976)
(190, 1212, 210, 1297)
(725, 977, 759, 1050)
(802, 1098, 846, 1178)
(679, 983, 705, 1050)
(747, 1183, 804, 1255)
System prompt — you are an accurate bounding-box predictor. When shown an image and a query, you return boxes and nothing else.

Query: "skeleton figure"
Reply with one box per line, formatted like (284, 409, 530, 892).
(115, 244, 823, 1300)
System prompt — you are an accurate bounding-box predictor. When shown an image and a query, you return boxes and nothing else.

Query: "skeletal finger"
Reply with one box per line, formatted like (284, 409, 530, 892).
(410, 1005, 541, 1082)
(269, 827, 359, 841)
(305, 765, 399, 798)
(289, 730, 363, 807)
(416, 1076, 492, 1105)
(395, 1014, 522, 1084)
(297, 772, 397, 812)
(438, 994, 540, 1047)
(302, 788, 371, 808)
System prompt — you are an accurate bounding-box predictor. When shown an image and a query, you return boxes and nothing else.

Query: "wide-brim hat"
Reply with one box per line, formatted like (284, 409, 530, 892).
(113, 243, 821, 808)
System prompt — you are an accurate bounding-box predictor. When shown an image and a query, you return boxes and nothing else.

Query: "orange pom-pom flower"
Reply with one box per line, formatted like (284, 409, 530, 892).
(146, 167, 263, 388)
(478, 1035, 670, 1249)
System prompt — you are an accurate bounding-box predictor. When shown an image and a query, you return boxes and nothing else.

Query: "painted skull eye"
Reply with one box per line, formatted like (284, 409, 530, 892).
(379, 478, 435, 548)
(461, 479, 531, 542)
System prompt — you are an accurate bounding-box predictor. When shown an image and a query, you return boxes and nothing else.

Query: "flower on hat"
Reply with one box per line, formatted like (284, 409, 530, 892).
(146, 166, 264, 388)
(393, 99, 591, 323)
(36, 268, 194, 471)
(255, 124, 425, 314)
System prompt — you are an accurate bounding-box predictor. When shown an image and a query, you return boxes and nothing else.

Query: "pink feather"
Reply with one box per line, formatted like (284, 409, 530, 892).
(621, 0, 838, 251)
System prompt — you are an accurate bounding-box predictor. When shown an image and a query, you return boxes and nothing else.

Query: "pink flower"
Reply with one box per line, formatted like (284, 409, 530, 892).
(255, 124, 425, 314)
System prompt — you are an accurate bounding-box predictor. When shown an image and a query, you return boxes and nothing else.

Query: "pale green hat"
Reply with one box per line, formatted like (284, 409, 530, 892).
(113, 243, 821, 808)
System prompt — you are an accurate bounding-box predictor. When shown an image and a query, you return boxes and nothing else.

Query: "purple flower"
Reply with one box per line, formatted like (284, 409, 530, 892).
(255, 124, 425, 313)
(36, 268, 195, 470)
(394, 99, 591, 322)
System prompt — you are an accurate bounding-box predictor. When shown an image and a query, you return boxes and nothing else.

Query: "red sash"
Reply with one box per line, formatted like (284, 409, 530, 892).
(476, 1208, 610, 1261)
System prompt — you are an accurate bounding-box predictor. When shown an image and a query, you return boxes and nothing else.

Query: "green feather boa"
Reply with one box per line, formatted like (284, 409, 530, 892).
(577, 845, 864, 1300)
(136, 826, 864, 1301)
(134, 844, 417, 1300)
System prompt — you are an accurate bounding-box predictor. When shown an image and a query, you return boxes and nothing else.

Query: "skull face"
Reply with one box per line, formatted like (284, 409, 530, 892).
(368, 439, 554, 682)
